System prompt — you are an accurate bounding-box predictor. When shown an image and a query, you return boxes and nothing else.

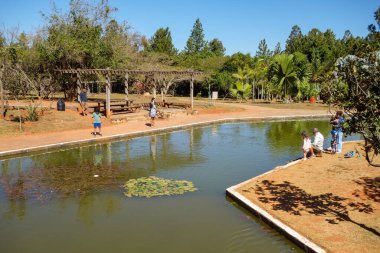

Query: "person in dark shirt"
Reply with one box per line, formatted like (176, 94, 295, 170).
(79, 88, 88, 116)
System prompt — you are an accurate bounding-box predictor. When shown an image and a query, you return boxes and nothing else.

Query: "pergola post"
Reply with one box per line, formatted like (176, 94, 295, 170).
(190, 74, 194, 110)
(105, 72, 111, 118)
(124, 72, 129, 101)
(0, 64, 4, 119)
(76, 72, 81, 102)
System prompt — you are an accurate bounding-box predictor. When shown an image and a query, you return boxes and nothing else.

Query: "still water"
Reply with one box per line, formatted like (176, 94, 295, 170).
(0, 120, 358, 253)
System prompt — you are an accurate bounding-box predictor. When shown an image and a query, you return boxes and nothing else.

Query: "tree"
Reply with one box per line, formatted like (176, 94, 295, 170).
(329, 53, 380, 166)
(184, 18, 208, 55)
(343, 30, 353, 43)
(230, 65, 252, 101)
(273, 42, 281, 55)
(221, 52, 255, 73)
(149, 27, 177, 55)
(367, 6, 380, 50)
(285, 25, 303, 53)
(209, 72, 233, 98)
(292, 52, 312, 100)
(209, 38, 225, 56)
(271, 54, 299, 100)
(250, 58, 268, 101)
(256, 39, 270, 58)
(0, 32, 4, 47)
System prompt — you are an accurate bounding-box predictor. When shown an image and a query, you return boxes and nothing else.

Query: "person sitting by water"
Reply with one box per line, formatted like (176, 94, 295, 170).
(311, 128, 324, 157)
(301, 131, 312, 161)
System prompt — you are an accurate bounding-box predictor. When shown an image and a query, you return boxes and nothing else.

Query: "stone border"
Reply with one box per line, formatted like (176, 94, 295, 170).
(226, 158, 326, 253)
(0, 114, 329, 159)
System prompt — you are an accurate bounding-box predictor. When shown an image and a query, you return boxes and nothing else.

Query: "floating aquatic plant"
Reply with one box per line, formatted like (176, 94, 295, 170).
(123, 176, 197, 198)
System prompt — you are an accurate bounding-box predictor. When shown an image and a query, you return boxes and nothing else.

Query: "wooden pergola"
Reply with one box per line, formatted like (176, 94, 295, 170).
(56, 69, 203, 118)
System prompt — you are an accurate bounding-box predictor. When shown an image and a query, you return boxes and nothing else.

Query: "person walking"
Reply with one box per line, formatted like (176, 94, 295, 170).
(149, 97, 157, 127)
(79, 88, 88, 116)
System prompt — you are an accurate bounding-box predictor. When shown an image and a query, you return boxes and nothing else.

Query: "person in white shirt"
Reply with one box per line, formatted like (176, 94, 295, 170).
(311, 128, 324, 157)
(301, 131, 312, 161)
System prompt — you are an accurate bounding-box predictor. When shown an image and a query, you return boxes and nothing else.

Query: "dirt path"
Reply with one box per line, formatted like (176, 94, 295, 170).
(236, 141, 380, 253)
(0, 104, 329, 153)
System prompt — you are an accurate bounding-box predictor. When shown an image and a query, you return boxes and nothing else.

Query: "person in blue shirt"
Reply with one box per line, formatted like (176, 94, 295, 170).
(92, 107, 102, 136)
(330, 111, 345, 153)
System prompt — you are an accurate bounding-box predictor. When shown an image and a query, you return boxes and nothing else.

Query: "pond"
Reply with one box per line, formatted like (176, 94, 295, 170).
(0, 120, 359, 253)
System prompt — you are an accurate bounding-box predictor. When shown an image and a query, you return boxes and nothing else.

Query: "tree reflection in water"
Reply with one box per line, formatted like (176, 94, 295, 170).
(0, 130, 205, 221)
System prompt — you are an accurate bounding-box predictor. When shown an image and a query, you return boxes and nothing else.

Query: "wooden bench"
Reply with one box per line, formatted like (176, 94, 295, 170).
(171, 103, 191, 109)
(157, 101, 173, 108)
(109, 104, 141, 114)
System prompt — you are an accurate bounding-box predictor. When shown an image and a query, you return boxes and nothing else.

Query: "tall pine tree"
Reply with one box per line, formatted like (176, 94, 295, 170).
(256, 39, 270, 58)
(209, 38, 225, 56)
(149, 27, 177, 55)
(273, 42, 282, 55)
(286, 25, 303, 53)
(184, 18, 208, 55)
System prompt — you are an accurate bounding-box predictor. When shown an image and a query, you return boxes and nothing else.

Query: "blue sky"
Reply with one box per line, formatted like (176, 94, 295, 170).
(0, 0, 378, 55)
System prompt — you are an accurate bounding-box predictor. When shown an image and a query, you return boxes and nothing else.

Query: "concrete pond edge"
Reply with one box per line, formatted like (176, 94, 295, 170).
(226, 140, 362, 253)
(226, 159, 326, 253)
(0, 114, 330, 159)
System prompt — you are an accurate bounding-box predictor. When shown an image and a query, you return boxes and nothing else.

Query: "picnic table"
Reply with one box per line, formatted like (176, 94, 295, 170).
(90, 99, 140, 114)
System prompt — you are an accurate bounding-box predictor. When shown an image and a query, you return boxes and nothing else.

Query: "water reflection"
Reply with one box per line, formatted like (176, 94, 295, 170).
(1, 120, 349, 253)
(0, 131, 206, 208)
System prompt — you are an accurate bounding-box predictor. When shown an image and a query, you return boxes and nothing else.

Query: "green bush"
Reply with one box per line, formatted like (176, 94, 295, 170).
(25, 103, 39, 122)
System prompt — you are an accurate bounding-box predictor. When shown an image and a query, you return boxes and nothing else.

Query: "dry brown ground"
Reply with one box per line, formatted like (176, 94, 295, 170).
(237, 141, 380, 253)
(0, 98, 330, 152)
(0, 98, 327, 137)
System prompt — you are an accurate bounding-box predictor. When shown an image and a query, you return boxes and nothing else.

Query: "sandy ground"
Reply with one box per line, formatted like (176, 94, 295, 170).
(0, 102, 329, 152)
(237, 141, 380, 253)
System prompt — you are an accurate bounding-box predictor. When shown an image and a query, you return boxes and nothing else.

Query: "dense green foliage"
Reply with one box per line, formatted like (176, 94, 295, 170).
(123, 176, 197, 198)
(0, 0, 379, 102)
(329, 52, 380, 166)
(148, 27, 177, 55)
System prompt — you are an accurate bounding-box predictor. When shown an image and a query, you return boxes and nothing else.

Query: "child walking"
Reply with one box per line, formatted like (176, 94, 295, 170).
(92, 107, 102, 136)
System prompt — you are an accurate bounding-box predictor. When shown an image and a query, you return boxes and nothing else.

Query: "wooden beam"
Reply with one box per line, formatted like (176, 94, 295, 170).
(55, 69, 203, 77)
(0, 64, 4, 119)
(106, 73, 111, 118)
(76, 72, 81, 102)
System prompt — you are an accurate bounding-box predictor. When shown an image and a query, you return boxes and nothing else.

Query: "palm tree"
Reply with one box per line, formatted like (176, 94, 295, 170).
(250, 58, 266, 102)
(230, 65, 252, 102)
(271, 54, 299, 101)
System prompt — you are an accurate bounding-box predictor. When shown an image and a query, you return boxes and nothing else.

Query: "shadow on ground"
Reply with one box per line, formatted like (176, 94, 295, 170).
(354, 177, 380, 202)
(242, 180, 380, 237)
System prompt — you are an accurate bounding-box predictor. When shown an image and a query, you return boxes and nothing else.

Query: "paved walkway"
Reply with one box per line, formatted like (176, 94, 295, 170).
(0, 104, 329, 155)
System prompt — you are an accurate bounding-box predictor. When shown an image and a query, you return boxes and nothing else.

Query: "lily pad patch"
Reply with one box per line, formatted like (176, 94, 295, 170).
(123, 176, 197, 198)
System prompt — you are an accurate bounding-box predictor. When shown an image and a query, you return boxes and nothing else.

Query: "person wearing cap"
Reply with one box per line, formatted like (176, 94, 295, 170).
(311, 128, 324, 157)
